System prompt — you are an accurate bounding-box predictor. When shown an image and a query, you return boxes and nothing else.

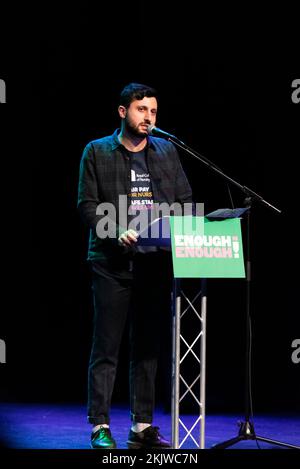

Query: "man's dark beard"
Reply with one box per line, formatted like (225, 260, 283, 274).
(125, 121, 148, 138)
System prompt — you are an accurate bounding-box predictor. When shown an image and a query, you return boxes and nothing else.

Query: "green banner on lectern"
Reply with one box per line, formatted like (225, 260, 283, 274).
(169, 216, 245, 278)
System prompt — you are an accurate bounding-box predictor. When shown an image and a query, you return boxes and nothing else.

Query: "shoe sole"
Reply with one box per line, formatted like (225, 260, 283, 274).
(91, 443, 117, 449)
(127, 442, 171, 450)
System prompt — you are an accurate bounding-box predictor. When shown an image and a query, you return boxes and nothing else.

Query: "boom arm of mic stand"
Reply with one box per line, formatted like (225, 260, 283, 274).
(168, 137, 282, 215)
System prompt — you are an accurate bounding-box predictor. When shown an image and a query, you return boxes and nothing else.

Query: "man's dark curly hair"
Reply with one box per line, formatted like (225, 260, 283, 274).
(119, 83, 158, 108)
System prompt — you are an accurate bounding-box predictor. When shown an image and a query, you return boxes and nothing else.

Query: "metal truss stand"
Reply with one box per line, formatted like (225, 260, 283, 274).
(171, 278, 207, 449)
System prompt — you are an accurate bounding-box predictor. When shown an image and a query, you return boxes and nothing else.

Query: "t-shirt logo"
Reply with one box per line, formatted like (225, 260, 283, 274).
(129, 169, 154, 213)
(131, 169, 136, 182)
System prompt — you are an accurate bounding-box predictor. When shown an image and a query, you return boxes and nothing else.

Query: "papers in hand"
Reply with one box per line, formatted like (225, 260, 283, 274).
(135, 216, 170, 247)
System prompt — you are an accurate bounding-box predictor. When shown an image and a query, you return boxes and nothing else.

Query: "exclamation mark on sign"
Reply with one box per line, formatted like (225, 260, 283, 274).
(232, 236, 239, 258)
(0, 79, 6, 103)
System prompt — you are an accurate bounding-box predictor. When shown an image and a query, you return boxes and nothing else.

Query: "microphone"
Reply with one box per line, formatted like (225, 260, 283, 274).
(147, 124, 178, 140)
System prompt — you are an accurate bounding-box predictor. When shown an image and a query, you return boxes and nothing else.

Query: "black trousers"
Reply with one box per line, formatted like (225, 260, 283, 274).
(87, 251, 173, 425)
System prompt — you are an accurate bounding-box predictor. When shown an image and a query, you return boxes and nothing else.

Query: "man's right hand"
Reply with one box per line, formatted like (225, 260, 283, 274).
(118, 229, 139, 247)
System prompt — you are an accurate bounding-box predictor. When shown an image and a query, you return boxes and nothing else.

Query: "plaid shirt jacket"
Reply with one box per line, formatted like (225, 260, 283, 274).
(78, 129, 193, 261)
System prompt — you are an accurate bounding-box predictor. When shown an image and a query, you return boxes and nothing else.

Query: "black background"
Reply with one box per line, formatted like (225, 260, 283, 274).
(0, 3, 299, 417)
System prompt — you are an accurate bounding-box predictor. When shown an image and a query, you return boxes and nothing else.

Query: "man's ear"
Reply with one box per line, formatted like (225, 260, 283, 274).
(118, 105, 127, 119)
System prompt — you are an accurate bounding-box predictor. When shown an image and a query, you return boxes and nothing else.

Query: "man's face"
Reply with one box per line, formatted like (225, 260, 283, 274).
(119, 97, 157, 137)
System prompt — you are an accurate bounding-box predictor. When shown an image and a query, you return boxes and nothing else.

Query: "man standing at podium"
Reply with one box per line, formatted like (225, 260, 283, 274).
(78, 83, 192, 449)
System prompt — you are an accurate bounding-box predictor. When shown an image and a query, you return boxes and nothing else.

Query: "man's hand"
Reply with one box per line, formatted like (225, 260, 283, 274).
(118, 229, 138, 247)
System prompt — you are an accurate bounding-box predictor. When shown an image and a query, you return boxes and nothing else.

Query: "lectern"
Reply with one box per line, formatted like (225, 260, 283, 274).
(136, 213, 246, 448)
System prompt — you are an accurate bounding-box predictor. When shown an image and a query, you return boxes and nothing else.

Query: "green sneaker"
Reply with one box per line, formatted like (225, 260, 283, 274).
(91, 426, 117, 449)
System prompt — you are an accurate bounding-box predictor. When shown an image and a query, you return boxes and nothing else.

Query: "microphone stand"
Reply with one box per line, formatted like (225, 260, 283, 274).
(167, 136, 300, 449)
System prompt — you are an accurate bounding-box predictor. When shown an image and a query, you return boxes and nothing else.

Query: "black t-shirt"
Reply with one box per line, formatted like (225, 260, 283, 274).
(128, 149, 158, 253)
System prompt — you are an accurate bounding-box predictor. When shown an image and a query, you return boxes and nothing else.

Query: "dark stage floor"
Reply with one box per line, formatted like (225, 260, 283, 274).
(0, 403, 299, 450)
